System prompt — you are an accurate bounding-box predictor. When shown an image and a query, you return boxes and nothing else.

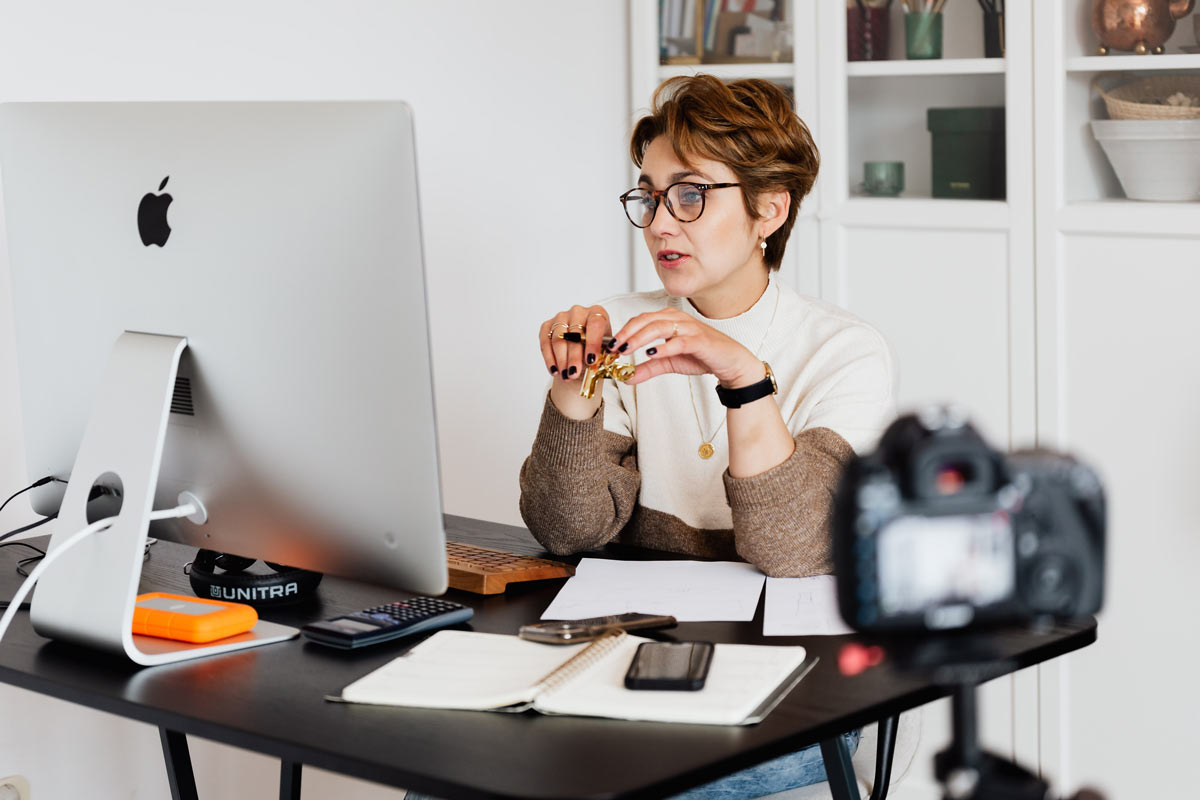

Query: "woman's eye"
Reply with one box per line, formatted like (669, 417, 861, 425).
(679, 190, 703, 205)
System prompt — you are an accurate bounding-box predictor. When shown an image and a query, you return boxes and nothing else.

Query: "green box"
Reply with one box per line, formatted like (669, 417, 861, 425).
(926, 107, 1006, 200)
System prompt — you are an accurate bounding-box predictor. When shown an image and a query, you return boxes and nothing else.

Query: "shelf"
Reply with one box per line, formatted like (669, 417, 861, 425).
(1058, 201, 1200, 236)
(829, 198, 1010, 230)
(1066, 54, 1200, 73)
(657, 62, 793, 81)
(846, 58, 1006, 78)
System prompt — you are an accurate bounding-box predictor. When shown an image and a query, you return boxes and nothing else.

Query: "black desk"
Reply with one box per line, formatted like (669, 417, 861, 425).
(0, 515, 1096, 800)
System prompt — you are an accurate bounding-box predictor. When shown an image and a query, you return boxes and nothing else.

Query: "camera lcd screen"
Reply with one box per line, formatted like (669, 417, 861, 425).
(876, 512, 1014, 615)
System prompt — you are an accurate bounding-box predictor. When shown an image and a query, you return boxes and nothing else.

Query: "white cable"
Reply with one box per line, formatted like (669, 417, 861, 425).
(0, 500, 198, 644)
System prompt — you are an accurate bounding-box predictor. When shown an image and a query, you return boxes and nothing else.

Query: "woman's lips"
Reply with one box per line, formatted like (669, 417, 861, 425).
(657, 252, 689, 269)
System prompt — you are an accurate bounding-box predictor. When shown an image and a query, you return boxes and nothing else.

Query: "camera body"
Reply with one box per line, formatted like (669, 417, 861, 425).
(832, 408, 1105, 633)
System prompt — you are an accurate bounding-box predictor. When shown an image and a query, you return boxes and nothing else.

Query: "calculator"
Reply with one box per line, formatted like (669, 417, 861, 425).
(300, 596, 474, 649)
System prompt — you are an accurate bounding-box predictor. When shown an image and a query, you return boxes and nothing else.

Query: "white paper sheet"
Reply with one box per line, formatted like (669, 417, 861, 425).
(540, 558, 766, 622)
(763, 575, 855, 636)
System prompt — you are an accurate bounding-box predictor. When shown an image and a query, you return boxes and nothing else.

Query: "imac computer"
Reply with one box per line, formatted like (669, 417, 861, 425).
(0, 101, 448, 664)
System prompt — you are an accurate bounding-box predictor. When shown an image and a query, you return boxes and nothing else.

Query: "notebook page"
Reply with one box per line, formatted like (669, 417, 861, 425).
(541, 559, 766, 622)
(763, 576, 855, 636)
(535, 636, 808, 725)
(338, 630, 587, 710)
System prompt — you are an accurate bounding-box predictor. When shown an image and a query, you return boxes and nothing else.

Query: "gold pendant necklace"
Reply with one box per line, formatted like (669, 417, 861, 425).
(686, 282, 781, 460)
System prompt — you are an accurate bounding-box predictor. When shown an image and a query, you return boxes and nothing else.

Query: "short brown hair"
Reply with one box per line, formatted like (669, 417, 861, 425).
(630, 76, 819, 271)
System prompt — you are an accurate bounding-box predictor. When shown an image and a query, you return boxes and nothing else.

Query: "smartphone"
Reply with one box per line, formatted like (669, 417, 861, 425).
(518, 613, 676, 644)
(624, 641, 714, 691)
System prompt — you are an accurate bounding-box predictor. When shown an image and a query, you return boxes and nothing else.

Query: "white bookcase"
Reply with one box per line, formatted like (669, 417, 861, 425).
(629, 1, 1200, 797)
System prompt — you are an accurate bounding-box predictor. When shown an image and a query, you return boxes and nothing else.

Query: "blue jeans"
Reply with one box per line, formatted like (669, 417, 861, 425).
(668, 729, 861, 800)
(403, 729, 859, 800)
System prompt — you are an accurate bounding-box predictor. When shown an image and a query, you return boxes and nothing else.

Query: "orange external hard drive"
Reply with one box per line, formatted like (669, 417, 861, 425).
(132, 592, 258, 643)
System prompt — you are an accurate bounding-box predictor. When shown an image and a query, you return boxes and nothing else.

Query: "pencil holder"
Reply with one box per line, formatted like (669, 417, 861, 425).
(905, 12, 943, 60)
(847, 6, 891, 61)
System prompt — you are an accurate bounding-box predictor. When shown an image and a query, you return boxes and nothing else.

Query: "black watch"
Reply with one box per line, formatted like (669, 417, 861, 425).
(715, 362, 778, 409)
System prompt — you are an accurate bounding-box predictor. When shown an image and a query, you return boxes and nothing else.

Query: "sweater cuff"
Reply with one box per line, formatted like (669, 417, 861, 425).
(722, 427, 855, 508)
(530, 392, 607, 471)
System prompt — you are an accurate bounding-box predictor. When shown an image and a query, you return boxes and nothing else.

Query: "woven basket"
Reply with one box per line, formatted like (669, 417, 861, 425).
(1096, 75, 1200, 120)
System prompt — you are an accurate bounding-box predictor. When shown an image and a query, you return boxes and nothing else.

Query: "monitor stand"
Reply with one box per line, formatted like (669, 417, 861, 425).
(29, 332, 298, 665)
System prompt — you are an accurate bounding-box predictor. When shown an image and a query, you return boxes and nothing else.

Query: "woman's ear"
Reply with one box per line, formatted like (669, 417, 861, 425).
(757, 190, 790, 239)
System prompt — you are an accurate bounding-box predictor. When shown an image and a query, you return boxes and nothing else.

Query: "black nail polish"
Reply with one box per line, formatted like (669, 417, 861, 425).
(587, 353, 596, 365)
(561, 370, 570, 380)
(568, 365, 578, 377)
(607, 340, 618, 351)
(646, 347, 657, 356)
(619, 343, 629, 352)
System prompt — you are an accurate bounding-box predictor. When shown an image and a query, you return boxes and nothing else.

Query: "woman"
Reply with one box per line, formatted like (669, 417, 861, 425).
(518, 76, 896, 798)
(522, 75, 894, 575)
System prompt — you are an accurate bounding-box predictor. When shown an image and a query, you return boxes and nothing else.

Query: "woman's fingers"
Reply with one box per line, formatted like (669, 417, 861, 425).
(539, 319, 558, 376)
(614, 313, 687, 355)
(548, 314, 573, 379)
(582, 307, 610, 370)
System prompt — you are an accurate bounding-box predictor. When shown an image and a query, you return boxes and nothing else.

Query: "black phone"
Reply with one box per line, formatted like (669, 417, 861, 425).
(624, 640, 714, 691)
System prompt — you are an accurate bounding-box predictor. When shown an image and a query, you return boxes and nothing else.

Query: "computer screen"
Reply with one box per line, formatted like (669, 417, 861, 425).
(0, 101, 449, 661)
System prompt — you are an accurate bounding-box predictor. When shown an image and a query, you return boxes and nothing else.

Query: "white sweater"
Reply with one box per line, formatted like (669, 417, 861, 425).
(519, 273, 897, 576)
(597, 274, 897, 534)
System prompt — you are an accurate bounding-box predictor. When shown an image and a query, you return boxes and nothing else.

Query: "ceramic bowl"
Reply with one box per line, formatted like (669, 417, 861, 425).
(1091, 119, 1200, 201)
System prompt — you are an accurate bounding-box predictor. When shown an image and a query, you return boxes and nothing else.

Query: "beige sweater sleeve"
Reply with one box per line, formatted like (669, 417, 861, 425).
(518, 394, 641, 555)
(722, 426, 855, 578)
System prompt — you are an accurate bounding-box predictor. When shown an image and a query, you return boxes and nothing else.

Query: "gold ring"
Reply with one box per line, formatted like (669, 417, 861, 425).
(590, 312, 608, 321)
(549, 322, 569, 339)
(671, 322, 679, 338)
(568, 324, 585, 331)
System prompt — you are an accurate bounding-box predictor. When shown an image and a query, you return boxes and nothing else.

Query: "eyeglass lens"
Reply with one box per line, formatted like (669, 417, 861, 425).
(624, 184, 707, 228)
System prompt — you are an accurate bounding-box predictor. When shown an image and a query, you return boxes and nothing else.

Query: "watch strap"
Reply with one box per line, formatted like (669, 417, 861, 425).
(715, 362, 777, 409)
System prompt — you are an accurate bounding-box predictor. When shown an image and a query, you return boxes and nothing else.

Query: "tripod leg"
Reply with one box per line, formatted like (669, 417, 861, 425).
(869, 715, 899, 800)
(821, 734, 861, 800)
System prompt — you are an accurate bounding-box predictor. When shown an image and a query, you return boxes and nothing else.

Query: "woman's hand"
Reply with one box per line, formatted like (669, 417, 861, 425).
(539, 304, 612, 419)
(609, 309, 764, 389)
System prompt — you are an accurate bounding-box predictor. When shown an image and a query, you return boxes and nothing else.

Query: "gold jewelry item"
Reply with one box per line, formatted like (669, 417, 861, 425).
(549, 322, 569, 339)
(671, 321, 679, 338)
(687, 282, 781, 460)
(590, 312, 608, 321)
(567, 324, 585, 331)
(579, 351, 635, 399)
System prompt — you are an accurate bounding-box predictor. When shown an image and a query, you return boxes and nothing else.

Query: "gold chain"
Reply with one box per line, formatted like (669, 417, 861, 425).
(686, 281, 781, 460)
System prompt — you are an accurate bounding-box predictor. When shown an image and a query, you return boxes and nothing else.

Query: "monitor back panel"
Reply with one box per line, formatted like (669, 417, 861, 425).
(0, 101, 448, 594)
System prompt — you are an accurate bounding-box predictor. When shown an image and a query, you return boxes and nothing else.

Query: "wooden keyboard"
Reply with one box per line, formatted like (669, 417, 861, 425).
(446, 541, 575, 595)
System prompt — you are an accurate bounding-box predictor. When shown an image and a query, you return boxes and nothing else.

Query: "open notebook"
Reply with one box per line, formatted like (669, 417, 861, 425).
(330, 630, 815, 726)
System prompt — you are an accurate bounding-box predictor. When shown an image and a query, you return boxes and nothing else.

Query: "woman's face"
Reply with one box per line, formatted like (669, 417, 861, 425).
(637, 135, 776, 316)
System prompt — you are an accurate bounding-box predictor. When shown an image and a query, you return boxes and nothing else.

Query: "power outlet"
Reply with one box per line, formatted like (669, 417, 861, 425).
(0, 776, 29, 800)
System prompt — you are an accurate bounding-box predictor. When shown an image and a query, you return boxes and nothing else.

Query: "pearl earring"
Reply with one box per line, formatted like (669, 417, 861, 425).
(760, 239, 767, 253)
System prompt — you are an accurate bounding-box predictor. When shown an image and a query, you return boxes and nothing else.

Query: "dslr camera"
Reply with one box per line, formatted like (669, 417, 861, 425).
(832, 407, 1105, 633)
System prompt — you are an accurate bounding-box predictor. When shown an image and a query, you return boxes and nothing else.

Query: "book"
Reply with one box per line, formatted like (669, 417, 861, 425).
(329, 630, 814, 726)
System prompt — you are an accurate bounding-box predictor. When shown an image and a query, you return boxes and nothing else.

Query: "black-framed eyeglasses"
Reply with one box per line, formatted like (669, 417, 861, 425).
(618, 182, 740, 228)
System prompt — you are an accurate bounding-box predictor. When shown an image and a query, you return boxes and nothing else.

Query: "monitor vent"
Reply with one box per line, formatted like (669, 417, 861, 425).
(171, 376, 195, 416)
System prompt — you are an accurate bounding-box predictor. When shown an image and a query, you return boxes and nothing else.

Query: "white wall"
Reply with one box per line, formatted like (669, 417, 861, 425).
(0, 2, 631, 797)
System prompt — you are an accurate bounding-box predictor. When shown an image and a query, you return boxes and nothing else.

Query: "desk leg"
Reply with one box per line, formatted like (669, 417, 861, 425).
(280, 760, 302, 800)
(820, 734, 860, 800)
(159, 728, 200, 800)
(870, 715, 899, 800)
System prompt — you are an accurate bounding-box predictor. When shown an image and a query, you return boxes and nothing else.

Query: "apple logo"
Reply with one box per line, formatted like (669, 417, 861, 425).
(138, 176, 173, 247)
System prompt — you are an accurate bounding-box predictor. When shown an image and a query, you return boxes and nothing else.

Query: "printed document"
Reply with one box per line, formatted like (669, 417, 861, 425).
(763, 575, 854, 636)
(541, 558, 765, 622)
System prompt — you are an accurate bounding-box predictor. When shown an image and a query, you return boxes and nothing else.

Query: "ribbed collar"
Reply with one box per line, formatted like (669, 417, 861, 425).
(671, 273, 781, 351)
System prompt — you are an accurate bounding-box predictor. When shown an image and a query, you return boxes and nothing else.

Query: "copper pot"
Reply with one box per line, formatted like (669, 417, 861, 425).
(1093, 0, 1197, 54)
